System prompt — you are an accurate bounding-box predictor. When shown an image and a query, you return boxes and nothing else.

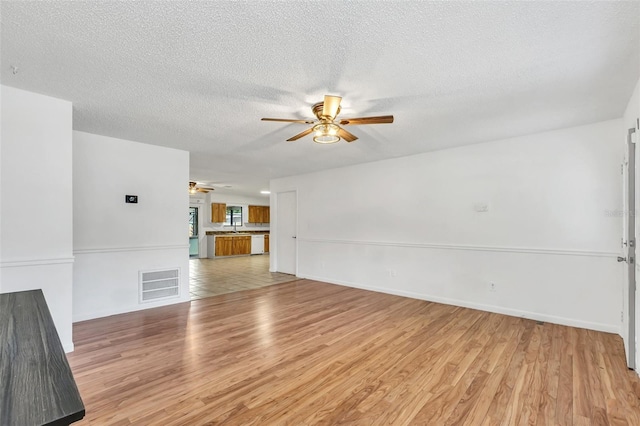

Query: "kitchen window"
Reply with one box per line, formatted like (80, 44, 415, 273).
(225, 206, 243, 226)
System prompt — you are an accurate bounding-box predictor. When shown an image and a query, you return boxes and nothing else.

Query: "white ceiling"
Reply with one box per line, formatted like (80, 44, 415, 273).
(1, 1, 638, 197)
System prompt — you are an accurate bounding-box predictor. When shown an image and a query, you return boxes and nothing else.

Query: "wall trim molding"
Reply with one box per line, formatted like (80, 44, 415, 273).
(0, 256, 75, 268)
(73, 244, 189, 255)
(299, 273, 621, 335)
(300, 238, 619, 258)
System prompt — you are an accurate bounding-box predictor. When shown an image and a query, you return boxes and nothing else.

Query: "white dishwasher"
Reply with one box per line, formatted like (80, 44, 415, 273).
(251, 234, 265, 255)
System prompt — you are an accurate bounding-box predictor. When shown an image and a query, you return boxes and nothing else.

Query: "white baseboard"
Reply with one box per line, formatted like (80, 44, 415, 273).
(63, 342, 74, 353)
(72, 295, 190, 323)
(299, 273, 621, 335)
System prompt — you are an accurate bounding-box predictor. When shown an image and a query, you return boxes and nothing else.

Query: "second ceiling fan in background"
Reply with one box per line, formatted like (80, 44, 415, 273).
(189, 181, 214, 194)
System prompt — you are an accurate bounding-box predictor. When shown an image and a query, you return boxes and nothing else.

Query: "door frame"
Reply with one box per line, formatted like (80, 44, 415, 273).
(189, 201, 206, 259)
(273, 190, 297, 275)
(626, 127, 637, 369)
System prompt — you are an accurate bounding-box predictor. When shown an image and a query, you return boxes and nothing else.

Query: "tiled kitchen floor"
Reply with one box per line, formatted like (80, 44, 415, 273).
(189, 254, 297, 300)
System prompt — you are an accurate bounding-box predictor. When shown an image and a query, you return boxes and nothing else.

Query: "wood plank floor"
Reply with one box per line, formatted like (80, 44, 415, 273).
(66, 280, 640, 425)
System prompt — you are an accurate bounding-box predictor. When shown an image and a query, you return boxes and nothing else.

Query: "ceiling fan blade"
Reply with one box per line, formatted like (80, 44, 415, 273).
(337, 127, 358, 143)
(262, 118, 315, 124)
(199, 187, 214, 190)
(339, 115, 394, 125)
(322, 95, 342, 119)
(196, 188, 210, 193)
(286, 127, 314, 142)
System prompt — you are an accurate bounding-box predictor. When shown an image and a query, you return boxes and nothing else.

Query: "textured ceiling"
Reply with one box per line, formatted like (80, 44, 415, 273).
(1, 1, 639, 197)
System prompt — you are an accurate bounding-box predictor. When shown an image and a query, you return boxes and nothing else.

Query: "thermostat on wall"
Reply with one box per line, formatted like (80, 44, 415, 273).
(125, 195, 138, 203)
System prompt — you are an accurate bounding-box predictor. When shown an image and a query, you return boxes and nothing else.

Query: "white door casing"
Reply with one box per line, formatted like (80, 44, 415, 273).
(623, 126, 637, 370)
(276, 191, 297, 275)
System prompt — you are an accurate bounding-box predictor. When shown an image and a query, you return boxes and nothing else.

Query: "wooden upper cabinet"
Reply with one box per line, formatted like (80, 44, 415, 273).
(211, 203, 226, 223)
(248, 205, 270, 223)
(248, 205, 258, 223)
(248, 205, 261, 223)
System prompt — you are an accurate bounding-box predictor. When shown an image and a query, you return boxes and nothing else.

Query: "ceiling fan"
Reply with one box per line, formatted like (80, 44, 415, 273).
(189, 181, 214, 194)
(262, 95, 394, 144)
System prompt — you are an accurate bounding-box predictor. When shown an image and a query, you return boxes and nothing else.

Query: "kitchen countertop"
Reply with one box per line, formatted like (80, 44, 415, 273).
(205, 231, 269, 236)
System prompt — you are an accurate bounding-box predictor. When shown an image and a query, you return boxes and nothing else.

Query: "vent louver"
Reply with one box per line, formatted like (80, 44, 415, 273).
(139, 268, 180, 303)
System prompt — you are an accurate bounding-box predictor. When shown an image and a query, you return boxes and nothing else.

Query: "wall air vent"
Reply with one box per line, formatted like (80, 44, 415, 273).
(139, 268, 180, 303)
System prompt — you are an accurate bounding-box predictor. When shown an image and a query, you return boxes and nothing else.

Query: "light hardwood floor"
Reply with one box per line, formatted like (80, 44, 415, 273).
(67, 280, 640, 425)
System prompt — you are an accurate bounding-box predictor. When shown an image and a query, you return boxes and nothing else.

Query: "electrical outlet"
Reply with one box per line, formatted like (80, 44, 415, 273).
(474, 203, 489, 212)
(388, 269, 397, 277)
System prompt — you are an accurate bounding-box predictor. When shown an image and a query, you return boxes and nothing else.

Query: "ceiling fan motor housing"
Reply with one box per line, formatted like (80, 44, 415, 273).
(312, 102, 341, 121)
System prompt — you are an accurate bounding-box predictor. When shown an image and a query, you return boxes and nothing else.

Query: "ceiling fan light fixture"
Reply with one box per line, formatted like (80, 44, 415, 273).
(188, 181, 213, 194)
(262, 94, 393, 143)
(312, 123, 340, 144)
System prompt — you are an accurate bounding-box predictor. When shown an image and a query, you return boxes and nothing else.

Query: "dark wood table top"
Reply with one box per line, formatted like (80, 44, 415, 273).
(0, 290, 85, 425)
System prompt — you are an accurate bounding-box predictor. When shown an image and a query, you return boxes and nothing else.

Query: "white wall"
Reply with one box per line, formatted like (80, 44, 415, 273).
(272, 119, 624, 333)
(73, 131, 190, 321)
(623, 77, 640, 372)
(0, 85, 74, 351)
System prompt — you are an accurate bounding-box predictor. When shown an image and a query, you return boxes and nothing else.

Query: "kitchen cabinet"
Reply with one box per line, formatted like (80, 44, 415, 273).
(247, 205, 270, 223)
(248, 205, 261, 223)
(211, 234, 266, 257)
(264, 234, 269, 253)
(215, 236, 234, 256)
(211, 203, 226, 223)
(233, 236, 251, 255)
(214, 235, 251, 257)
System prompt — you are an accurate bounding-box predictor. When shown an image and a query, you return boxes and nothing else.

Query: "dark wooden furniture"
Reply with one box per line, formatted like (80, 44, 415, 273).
(0, 290, 85, 425)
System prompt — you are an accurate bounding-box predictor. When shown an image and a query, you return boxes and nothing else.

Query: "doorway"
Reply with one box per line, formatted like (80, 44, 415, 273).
(189, 206, 199, 258)
(624, 127, 637, 369)
(276, 191, 297, 275)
